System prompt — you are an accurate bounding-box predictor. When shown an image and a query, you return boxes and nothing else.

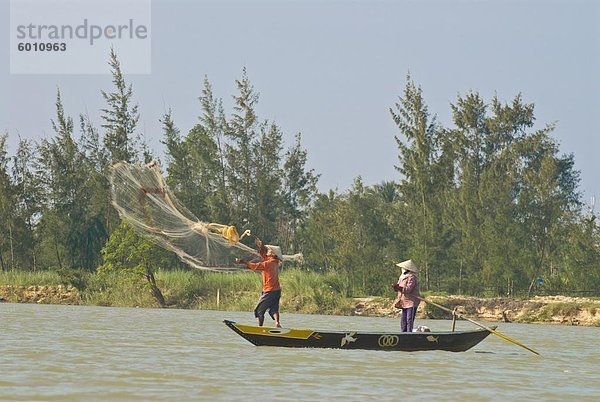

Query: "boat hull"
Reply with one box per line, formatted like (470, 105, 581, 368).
(223, 320, 493, 352)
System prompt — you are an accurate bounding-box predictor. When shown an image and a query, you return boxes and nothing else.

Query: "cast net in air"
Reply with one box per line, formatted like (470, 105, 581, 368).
(108, 161, 300, 271)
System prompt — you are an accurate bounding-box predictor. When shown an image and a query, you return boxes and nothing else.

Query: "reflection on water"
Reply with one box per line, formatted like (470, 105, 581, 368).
(1, 303, 599, 401)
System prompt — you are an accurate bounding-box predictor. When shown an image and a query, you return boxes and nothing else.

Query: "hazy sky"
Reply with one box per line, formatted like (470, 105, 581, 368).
(2, 0, 599, 203)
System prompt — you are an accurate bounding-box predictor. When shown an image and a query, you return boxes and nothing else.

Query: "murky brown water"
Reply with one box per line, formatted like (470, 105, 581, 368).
(1, 303, 599, 401)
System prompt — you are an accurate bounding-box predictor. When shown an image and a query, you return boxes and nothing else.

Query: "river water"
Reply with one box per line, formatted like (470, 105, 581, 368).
(1, 303, 598, 401)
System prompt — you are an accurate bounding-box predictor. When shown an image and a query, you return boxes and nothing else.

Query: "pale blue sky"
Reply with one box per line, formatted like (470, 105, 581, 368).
(2, 0, 599, 203)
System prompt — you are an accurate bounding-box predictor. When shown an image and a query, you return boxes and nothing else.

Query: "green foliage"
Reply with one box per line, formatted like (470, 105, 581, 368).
(162, 106, 224, 221)
(386, 78, 595, 296)
(560, 214, 600, 291)
(78, 268, 354, 313)
(160, 69, 319, 261)
(155, 269, 259, 309)
(37, 90, 107, 271)
(56, 267, 90, 291)
(225, 68, 261, 227)
(281, 269, 354, 314)
(520, 302, 590, 322)
(543, 302, 581, 317)
(83, 270, 155, 307)
(8, 138, 45, 271)
(390, 74, 448, 290)
(0, 133, 16, 271)
(2, 52, 600, 299)
(99, 221, 179, 275)
(101, 48, 140, 163)
(280, 133, 320, 252)
(299, 178, 402, 296)
(99, 221, 178, 306)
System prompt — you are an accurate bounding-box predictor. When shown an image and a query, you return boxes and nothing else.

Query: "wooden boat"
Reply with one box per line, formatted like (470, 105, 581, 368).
(223, 320, 494, 352)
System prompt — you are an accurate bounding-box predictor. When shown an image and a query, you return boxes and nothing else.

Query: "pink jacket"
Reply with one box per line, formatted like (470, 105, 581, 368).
(394, 273, 421, 309)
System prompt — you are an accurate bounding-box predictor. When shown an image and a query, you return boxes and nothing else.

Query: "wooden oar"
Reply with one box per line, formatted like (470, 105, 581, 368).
(417, 295, 540, 356)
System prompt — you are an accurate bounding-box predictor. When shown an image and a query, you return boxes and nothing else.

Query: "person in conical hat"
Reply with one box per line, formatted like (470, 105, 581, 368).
(391, 259, 421, 332)
(265, 244, 283, 261)
(235, 238, 283, 328)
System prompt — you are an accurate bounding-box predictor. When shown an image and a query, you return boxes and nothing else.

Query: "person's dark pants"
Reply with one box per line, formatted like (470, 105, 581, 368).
(254, 289, 281, 320)
(401, 307, 418, 332)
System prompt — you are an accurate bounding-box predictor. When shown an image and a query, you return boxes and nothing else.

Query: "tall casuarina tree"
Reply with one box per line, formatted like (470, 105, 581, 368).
(101, 48, 140, 163)
(390, 75, 443, 289)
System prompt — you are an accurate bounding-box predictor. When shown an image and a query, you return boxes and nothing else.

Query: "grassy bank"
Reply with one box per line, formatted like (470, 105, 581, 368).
(0, 268, 357, 315)
(2, 270, 600, 326)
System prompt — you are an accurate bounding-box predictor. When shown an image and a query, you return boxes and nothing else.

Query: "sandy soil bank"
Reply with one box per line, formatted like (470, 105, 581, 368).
(354, 295, 600, 326)
(2, 285, 598, 326)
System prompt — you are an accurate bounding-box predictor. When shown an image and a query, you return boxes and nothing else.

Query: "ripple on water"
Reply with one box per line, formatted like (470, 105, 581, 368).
(1, 304, 599, 401)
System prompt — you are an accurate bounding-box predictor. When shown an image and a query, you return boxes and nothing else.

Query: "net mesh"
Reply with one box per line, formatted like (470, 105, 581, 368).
(109, 161, 264, 271)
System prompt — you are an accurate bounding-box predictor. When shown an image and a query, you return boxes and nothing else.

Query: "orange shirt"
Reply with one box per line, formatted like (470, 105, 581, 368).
(246, 254, 281, 292)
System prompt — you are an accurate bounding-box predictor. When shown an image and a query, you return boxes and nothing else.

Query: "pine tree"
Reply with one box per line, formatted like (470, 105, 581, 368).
(445, 91, 490, 292)
(162, 109, 192, 203)
(0, 133, 16, 271)
(38, 90, 106, 270)
(562, 211, 600, 292)
(198, 77, 230, 223)
(225, 68, 260, 228)
(252, 121, 284, 241)
(78, 113, 114, 261)
(38, 90, 77, 269)
(10, 138, 44, 270)
(101, 48, 140, 163)
(281, 133, 319, 251)
(162, 78, 229, 223)
(390, 75, 444, 289)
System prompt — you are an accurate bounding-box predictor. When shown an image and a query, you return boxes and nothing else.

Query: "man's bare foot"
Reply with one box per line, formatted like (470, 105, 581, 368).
(275, 322, 282, 328)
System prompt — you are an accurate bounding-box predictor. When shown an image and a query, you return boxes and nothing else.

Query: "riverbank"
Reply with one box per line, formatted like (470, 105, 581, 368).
(2, 284, 599, 326)
(0, 285, 82, 305)
(354, 295, 600, 326)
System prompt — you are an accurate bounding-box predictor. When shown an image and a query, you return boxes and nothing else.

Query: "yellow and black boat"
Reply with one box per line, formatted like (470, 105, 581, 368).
(223, 320, 494, 352)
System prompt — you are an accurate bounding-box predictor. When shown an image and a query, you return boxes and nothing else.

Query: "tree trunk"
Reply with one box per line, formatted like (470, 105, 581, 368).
(9, 225, 15, 270)
(145, 270, 166, 308)
(53, 232, 63, 269)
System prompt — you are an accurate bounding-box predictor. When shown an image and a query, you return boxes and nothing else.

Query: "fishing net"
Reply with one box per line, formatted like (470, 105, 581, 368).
(109, 161, 301, 271)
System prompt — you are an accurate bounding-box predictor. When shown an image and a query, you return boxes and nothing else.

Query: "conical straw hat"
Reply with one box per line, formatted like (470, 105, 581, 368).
(396, 259, 419, 273)
(266, 245, 283, 260)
